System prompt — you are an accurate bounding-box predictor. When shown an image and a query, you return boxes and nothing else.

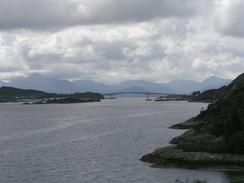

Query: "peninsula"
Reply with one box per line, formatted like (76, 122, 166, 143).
(141, 73, 244, 169)
(0, 86, 104, 104)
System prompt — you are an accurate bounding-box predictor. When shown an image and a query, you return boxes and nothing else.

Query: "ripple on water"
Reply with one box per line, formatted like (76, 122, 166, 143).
(0, 99, 237, 183)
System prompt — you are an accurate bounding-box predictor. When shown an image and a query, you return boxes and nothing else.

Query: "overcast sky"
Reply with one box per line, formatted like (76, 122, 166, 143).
(0, 0, 243, 83)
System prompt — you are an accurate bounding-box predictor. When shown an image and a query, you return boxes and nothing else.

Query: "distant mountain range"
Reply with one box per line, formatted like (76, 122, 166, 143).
(0, 74, 231, 94)
(111, 80, 173, 93)
(166, 76, 231, 93)
(8, 75, 78, 94)
(190, 73, 244, 102)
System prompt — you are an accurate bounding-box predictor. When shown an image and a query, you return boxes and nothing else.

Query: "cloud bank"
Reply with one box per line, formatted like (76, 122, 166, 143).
(0, 0, 243, 83)
(0, 0, 204, 30)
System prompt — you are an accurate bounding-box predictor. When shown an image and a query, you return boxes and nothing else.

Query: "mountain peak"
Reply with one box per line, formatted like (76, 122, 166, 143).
(190, 72, 244, 102)
(232, 73, 244, 86)
(3, 74, 235, 94)
(202, 76, 230, 83)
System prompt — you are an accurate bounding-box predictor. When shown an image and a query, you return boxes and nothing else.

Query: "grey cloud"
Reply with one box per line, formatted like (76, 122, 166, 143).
(94, 41, 137, 61)
(216, 1, 244, 38)
(0, 0, 82, 30)
(27, 54, 64, 69)
(0, 67, 18, 72)
(0, 1, 243, 84)
(0, 0, 205, 30)
(92, 0, 201, 23)
(0, 34, 16, 46)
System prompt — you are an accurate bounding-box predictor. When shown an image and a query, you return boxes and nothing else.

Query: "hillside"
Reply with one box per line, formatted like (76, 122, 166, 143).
(190, 73, 244, 102)
(1, 74, 231, 94)
(141, 73, 244, 168)
(9, 74, 79, 93)
(0, 86, 103, 103)
(112, 80, 173, 93)
(166, 77, 231, 94)
(173, 87, 244, 154)
(72, 80, 112, 93)
(0, 86, 54, 99)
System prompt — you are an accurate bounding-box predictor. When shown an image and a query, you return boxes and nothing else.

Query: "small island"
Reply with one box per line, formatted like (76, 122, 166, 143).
(0, 86, 104, 104)
(34, 97, 101, 104)
(141, 73, 244, 169)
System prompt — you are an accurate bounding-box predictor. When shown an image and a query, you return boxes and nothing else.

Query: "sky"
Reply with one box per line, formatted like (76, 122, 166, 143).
(0, 0, 244, 83)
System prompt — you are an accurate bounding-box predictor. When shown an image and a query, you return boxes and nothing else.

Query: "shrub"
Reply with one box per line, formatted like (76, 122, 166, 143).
(227, 131, 244, 154)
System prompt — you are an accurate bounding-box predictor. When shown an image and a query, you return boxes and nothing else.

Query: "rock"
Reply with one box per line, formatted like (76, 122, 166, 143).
(170, 130, 228, 153)
(141, 73, 244, 169)
(141, 146, 244, 168)
(170, 118, 202, 129)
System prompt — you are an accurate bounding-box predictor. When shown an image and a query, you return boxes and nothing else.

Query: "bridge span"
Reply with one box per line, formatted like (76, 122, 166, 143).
(103, 92, 180, 100)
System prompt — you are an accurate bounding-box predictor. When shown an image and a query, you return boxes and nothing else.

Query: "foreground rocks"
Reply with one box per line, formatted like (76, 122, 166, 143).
(141, 73, 244, 169)
(170, 118, 202, 129)
(141, 146, 244, 169)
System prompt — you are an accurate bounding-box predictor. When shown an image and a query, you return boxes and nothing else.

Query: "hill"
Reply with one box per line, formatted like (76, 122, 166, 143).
(190, 73, 244, 102)
(166, 77, 231, 94)
(0, 81, 7, 87)
(72, 80, 112, 93)
(166, 79, 200, 93)
(8, 74, 79, 93)
(141, 73, 244, 168)
(0, 86, 54, 99)
(1, 75, 231, 94)
(0, 86, 103, 103)
(112, 80, 175, 93)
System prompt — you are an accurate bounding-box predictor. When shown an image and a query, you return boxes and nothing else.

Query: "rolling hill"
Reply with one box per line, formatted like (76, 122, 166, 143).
(0, 74, 232, 94)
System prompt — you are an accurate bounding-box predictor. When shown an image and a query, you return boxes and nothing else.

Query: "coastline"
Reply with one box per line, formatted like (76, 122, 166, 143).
(141, 145, 244, 169)
(141, 117, 244, 169)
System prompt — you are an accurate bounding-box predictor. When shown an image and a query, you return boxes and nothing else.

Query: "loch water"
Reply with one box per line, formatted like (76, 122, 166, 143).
(0, 98, 242, 183)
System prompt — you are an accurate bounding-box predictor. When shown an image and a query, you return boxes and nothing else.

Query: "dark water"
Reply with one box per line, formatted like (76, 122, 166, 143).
(0, 98, 242, 183)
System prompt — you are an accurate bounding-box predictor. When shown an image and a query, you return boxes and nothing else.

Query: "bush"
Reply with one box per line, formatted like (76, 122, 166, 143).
(227, 131, 244, 154)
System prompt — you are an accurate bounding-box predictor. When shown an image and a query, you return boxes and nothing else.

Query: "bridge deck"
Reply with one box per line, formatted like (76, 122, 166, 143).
(103, 92, 181, 96)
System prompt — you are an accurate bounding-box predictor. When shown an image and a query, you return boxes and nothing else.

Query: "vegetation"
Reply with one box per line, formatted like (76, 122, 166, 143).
(189, 73, 244, 103)
(0, 86, 60, 101)
(141, 73, 244, 168)
(0, 86, 104, 104)
(35, 97, 101, 104)
(170, 73, 244, 154)
(175, 179, 207, 183)
(191, 87, 244, 154)
(69, 92, 104, 100)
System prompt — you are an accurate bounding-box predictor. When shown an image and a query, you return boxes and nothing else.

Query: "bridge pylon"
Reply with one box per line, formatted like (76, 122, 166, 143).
(108, 94, 116, 99)
(145, 93, 152, 101)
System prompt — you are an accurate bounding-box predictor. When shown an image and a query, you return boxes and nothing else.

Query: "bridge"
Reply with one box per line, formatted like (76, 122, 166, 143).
(103, 92, 180, 101)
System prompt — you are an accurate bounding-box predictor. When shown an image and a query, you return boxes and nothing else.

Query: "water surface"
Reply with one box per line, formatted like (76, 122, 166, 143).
(0, 98, 241, 183)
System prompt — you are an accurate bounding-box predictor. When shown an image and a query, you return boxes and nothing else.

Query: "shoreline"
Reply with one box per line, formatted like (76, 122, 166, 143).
(141, 145, 244, 169)
(141, 118, 244, 170)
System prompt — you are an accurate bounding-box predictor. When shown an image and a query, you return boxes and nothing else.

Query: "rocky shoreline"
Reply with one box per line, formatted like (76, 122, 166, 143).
(141, 120, 244, 169)
(141, 116, 244, 169)
(169, 118, 201, 129)
(141, 146, 244, 169)
(141, 73, 244, 169)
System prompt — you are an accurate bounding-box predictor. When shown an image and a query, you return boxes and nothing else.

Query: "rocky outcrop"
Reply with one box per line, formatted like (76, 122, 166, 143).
(170, 118, 202, 129)
(189, 73, 244, 103)
(141, 146, 244, 168)
(141, 73, 244, 168)
(169, 130, 228, 153)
